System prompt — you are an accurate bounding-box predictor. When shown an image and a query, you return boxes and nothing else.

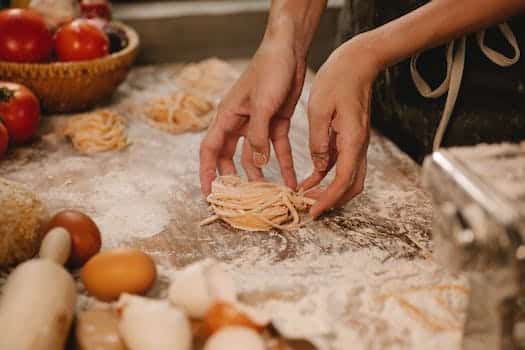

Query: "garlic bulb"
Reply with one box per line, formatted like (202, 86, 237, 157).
(168, 258, 237, 318)
(117, 294, 192, 350)
(29, 0, 79, 29)
(204, 326, 266, 350)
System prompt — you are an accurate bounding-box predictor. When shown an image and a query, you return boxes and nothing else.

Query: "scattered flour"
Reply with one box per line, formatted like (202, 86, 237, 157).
(0, 62, 471, 350)
(218, 236, 468, 350)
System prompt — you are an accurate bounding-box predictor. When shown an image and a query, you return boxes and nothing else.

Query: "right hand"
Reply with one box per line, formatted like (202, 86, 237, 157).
(199, 37, 306, 195)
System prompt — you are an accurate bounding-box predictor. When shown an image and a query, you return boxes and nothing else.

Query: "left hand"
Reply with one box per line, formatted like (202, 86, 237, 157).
(300, 37, 383, 218)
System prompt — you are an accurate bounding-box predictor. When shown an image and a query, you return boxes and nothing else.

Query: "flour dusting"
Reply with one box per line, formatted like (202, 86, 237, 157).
(0, 62, 470, 350)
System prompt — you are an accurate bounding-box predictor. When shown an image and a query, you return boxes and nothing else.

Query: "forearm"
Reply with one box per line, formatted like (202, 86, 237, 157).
(264, 0, 327, 58)
(359, 0, 525, 69)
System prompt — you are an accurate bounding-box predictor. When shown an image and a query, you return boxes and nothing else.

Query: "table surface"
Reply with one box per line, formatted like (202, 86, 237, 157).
(0, 61, 468, 350)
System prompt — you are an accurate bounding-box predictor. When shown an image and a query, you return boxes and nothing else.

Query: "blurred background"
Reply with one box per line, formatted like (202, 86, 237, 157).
(111, 0, 344, 69)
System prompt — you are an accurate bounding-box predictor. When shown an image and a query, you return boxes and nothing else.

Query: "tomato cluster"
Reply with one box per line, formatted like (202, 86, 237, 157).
(0, 82, 40, 159)
(0, 7, 124, 64)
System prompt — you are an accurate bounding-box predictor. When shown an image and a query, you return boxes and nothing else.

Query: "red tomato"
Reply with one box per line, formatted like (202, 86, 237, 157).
(54, 19, 109, 62)
(0, 122, 8, 159)
(0, 9, 53, 63)
(0, 82, 40, 144)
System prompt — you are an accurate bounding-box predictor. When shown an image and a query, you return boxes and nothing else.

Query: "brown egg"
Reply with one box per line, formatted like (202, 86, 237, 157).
(45, 210, 102, 268)
(203, 302, 264, 337)
(81, 248, 157, 302)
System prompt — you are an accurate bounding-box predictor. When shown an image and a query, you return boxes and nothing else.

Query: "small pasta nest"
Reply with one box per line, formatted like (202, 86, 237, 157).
(201, 176, 315, 232)
(63, 109, 129, 155)
(144, 91, 214, 134)
(177, 58, 238, 98)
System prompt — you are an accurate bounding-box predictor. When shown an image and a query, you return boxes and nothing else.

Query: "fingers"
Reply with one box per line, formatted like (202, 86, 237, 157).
(309, 119, 368, 219)
(299, 131, 337, 191)
(217, 134, 240, 176)
(335, 158, 366, 207)
(247, 62, 296, 168)
(308, 89, 335, 173)
(199, 125, 225, 195)
(245, 104, 273, 168)
(241, 137, 264, 181)
(271, 119, 297, 190)
(272, 136, 297, 190)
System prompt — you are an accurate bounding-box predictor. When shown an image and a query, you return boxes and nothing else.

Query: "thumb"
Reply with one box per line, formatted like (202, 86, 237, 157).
(246, 105, 272, 167)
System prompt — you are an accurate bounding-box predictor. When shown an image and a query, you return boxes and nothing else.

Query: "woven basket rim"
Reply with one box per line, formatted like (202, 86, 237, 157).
(0, 21, 139, 70)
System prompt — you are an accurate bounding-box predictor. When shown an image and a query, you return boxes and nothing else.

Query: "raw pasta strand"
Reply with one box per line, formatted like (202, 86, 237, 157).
(200, 176, 315, 232)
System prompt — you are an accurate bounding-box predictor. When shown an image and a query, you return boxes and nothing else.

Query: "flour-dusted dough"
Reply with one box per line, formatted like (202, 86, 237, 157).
(201, 176, 315, 232)
(0, 178, 49, 267)
(63, 109, 129, 155)
(144, 91, 214, 134)
(117, 294, 192, 350)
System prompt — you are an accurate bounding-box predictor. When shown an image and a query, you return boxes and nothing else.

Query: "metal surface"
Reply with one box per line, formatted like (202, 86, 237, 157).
(423, 143, 525, 350)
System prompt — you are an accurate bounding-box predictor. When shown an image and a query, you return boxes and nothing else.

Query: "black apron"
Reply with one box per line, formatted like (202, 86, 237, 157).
(338, 1, 525, 162)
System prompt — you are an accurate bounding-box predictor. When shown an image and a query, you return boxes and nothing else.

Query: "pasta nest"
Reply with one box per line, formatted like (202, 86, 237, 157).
(144, 92, 214, 134)
(63, 109, 129, 155)
(177, 58, 238, 98)
(201, 176, 315, 232)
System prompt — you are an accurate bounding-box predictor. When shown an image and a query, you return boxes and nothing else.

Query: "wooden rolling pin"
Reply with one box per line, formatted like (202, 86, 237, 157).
(0, 228, 77, 350)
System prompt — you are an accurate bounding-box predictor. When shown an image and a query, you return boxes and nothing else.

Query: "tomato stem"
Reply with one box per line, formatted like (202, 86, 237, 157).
(0, 87, 14, 103)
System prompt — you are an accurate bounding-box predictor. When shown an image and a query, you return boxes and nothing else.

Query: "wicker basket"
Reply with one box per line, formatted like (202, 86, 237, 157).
(0, 22, 139, 113)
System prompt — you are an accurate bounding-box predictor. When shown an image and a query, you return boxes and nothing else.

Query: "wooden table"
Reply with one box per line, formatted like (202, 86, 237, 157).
(0, 61, 466, 350)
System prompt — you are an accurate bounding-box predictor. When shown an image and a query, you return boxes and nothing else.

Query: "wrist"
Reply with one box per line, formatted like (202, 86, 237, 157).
(336, 35, 385, 80)
(263, 16, 309, 60)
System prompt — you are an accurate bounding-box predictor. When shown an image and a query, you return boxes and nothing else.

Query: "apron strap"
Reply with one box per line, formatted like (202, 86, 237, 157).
(410, 42, 454, 98)
(409, 22, 520, 151)
(433, 37, 466, 151)
(476, 23, 521, 67)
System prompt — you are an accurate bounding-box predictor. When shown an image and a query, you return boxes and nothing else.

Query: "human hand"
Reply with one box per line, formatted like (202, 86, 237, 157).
(199, 37, 306, 195)
(300, 37, 382, 218)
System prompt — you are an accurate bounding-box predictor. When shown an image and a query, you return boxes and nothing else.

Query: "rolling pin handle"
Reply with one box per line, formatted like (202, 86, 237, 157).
(39, 227, 72, 265)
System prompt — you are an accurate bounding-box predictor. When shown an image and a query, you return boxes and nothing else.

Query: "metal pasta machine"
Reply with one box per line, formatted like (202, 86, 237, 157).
(423, 142, 525, 350)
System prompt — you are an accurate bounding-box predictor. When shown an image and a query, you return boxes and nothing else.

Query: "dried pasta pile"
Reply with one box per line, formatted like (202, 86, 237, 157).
(177, 58, 238, 98)
(144, 91, 214, 134)
(63, 109, 129, 155)
(200, 176, 315, 231)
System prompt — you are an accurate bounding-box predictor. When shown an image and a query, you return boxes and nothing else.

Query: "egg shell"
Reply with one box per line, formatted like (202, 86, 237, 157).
(168, 258, 236, 318)
(203, 302, 265, 336)
(45, 210, 102, 268)
(117, 294, 192, 350)
(204, 326, 266, 350)
(81, 248, 156, 302)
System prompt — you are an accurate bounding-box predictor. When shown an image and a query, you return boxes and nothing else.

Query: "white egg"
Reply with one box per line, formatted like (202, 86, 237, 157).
(168, 258, 237, 318)
(204, 326, 266, 350)
(117, 294, 192, 350)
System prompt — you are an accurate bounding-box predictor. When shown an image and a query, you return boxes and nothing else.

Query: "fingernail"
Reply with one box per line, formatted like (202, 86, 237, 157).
(253, 152, 267, 167)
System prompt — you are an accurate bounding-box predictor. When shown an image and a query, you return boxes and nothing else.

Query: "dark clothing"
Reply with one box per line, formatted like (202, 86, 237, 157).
(338, 1, 525, 162)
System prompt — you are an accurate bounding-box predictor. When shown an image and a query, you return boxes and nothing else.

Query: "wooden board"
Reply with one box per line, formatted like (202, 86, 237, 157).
(0, 61, 466, 350)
